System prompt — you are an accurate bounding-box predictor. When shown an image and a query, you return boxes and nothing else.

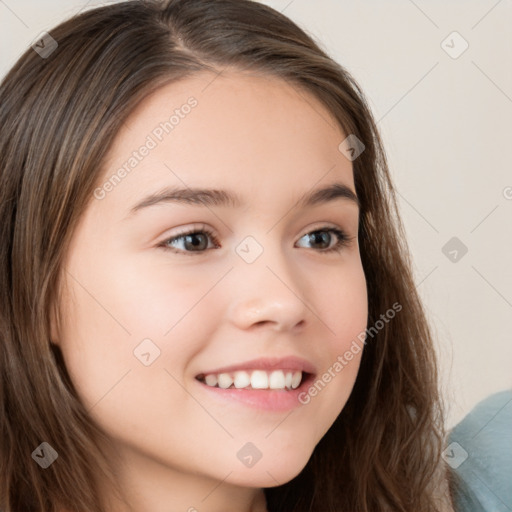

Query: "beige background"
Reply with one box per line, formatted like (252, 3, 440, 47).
(1, 0, 511, 428)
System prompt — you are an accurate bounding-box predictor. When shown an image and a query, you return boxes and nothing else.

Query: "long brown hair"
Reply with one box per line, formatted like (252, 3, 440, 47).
(0, 1, 452, 510)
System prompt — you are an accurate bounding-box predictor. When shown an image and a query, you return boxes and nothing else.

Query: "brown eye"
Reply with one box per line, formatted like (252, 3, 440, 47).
(296, 228, 352, 253)
(159, 226, 220, 255)
(159, 225, 352, 256)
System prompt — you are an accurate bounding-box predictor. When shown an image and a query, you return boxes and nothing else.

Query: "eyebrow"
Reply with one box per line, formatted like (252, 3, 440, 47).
(128, 182, 360, 216)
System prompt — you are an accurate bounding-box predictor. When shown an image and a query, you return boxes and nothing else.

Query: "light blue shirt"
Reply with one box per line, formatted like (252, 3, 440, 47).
(449, 389, 512, 511)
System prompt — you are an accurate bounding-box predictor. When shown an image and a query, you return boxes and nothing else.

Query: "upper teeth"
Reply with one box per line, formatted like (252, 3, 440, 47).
(202, 370, 303, 390)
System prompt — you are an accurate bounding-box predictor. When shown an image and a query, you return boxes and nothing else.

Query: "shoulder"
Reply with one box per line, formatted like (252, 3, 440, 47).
(448, 389, 512, 512)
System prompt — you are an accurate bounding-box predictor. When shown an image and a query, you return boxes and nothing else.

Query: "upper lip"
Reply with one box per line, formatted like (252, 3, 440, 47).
(196, 356, 317, 377)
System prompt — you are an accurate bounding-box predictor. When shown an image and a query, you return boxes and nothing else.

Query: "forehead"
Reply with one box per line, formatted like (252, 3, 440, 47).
(97, 70, 355, 214)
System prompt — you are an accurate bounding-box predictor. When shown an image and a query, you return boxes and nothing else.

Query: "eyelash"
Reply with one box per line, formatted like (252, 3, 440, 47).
(158, 223, 354, 256)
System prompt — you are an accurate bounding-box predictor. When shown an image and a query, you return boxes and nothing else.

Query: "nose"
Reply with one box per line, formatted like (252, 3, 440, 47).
(227, 243, 310, 333)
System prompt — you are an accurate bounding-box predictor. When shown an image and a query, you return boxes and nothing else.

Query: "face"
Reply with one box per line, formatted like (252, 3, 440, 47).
(52, 70, 367, 502)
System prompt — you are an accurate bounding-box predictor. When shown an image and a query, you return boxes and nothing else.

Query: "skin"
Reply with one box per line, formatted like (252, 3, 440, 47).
(52, 70, 368, 512)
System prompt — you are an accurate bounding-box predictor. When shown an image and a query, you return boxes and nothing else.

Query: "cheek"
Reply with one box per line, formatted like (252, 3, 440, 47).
(55, 283, 134, 411)
(94, 254, 219, 338)
(55, 251, 219, 413)
(300, 260, 367, 432)
(64, 250, 209, 344)
(55, 277, 199, 453)
(315, 256, 368, 355)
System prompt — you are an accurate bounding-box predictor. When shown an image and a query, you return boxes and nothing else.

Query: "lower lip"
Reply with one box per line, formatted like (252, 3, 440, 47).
(195, 374, 314, 412)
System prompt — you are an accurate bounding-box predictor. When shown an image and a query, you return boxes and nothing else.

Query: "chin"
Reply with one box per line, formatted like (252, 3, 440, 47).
(226, 448, 312, 488)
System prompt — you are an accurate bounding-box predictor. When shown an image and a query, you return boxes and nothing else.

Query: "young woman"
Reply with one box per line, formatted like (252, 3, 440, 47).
(0, 1, 459, 510)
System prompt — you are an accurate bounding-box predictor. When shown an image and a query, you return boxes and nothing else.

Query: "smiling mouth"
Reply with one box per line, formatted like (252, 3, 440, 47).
(196, 369, 310, 391)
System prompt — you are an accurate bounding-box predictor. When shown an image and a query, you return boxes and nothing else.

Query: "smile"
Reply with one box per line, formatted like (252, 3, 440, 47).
(196, 369, 304, 390)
